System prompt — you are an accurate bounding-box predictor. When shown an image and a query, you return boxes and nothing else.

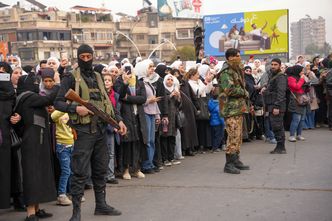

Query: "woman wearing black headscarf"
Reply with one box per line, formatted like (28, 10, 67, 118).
(15, 73, 59, 221)
(0, 62, 17, 209)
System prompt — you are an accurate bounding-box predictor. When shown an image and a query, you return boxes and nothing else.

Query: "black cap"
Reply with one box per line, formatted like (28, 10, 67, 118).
(77, 44, 93, 58)
(271, 58, 281, 65)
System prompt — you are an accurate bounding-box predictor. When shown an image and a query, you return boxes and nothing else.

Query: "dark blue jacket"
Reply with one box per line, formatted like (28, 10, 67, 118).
(208, 98, 224, 126)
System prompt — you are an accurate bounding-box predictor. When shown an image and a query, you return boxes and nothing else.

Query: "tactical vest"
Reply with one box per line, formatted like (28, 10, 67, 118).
(68, 68, 114, 124)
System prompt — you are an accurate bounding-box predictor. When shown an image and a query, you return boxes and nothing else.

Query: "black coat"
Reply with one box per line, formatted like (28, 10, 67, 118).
(160, 90, 181, 137)
(265, 72, 287, 113)
(179, 79, 199, 149)
(15, 91, 58, 205)
(114, 77, 148, 144)
(0, 98, 14, 209)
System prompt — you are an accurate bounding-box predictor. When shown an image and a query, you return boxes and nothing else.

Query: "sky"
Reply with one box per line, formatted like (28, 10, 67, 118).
(3, 0, 332, 45)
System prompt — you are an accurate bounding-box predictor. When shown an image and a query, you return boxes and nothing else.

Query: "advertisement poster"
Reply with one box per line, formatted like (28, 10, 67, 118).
(157, 0, 202, 18)
(0, 42, 9, 61)
(203, 9, 288, 56)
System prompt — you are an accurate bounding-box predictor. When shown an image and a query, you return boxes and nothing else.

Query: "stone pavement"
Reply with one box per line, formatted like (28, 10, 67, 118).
(1, 128, 332, 221)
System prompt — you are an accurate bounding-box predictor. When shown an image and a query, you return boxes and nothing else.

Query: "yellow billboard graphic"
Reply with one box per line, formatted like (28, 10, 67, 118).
(243, 9, 288, 54)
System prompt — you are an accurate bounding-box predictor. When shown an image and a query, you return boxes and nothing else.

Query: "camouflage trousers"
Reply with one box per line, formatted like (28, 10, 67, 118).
(225, 115, 243, 154)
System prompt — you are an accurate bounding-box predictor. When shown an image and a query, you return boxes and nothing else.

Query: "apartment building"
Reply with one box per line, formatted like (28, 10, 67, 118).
(291, 16, 326, 57)
(0, 3, 201, 65)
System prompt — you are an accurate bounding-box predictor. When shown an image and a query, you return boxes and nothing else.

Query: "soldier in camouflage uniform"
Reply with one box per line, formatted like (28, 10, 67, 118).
(218, 48, 250, 174)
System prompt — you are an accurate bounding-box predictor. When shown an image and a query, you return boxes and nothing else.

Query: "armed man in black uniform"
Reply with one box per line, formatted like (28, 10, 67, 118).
(54, 44, 127, 221)
(262, 58, 287, 154)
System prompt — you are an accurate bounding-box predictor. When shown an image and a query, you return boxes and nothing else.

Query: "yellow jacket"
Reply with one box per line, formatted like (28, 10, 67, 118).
(51, 110, 74, 145)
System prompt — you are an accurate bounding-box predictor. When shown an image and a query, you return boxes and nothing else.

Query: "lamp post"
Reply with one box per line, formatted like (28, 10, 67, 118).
(115, 30, 141, 58)
(148, 38, 177, 59)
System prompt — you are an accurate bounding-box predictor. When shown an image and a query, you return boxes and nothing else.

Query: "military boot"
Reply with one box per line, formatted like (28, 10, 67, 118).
(69, 195, 81, 221)
(233, 153, 250, 170)
(224, 154, 240, 174)
(94, 191, 122, 216)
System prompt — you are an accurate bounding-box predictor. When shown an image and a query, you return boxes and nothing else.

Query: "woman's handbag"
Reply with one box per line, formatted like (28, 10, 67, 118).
(195, 97, 210, 120)
(10, 128, 22, 149)
(176, 110, 186, 128)
(291, 91, 310, 106)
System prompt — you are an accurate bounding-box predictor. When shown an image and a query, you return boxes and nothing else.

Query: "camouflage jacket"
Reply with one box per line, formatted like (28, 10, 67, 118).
(218, 63, 249, 118)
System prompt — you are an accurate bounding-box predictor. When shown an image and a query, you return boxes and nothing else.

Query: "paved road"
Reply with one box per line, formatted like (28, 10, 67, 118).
(1, 128, 332, 221)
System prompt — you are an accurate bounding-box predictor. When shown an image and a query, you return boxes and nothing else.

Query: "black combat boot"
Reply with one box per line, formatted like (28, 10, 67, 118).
(233, 153, 250, 170)
(69, 195, 81, 221)
(94, 191, 122, 216)
(224, 154, 240, 174)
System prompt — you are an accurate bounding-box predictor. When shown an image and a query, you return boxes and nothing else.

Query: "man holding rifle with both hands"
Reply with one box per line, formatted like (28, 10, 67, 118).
(54, 44, 127, 221)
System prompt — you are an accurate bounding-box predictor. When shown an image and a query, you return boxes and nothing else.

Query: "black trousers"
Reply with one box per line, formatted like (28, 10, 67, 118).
(270, 113, 285, 150)
(71, 127, 109, 198)
(160, 136, 176, 162)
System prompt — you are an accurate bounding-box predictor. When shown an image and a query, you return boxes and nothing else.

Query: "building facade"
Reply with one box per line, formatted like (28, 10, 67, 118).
(291, 16, 326, 58)
(0, 4, 201, 66)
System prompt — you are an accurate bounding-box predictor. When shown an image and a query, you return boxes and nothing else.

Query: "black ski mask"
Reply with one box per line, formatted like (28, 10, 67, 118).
(16, 73, 40, 95)
(77, 44, 94, 71)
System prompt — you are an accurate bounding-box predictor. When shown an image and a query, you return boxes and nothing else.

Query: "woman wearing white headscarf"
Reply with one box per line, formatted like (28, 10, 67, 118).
(46, 57, 61, 84)
(136, 59, 162, 173)
(160, 74, 182, 166)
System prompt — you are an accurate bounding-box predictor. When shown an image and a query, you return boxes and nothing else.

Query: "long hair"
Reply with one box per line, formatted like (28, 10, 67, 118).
(184, 67, 197, 80)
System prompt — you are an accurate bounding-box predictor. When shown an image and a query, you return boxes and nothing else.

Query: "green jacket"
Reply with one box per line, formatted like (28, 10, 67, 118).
(218, 63, 249, 118)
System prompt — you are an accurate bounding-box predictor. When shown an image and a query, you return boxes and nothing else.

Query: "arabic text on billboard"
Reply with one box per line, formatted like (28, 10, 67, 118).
(157, 0, 202, 18)
(203, 9, 288, 56)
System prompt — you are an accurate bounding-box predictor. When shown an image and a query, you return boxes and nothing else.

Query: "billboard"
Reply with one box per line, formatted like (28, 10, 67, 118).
(203, 9, 289, 56)
(157, 0, 202, 18)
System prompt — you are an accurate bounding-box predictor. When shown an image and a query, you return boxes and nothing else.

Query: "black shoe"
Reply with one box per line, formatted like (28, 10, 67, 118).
(35, 209, 53, 218)
(141, 169, 155, 174)
(95, 205, 122, 216)
(106, 178, 119, 184)
(224, 154, 241, 174)
(153, 167, 160, 173)
(84, 184, 93, 190)
(25, 215, 38, 221)
(270, 149, 287, 154)
(233, 153, 250, 170)
(243, 138, 252, 142)
(94, 191, 122, 216)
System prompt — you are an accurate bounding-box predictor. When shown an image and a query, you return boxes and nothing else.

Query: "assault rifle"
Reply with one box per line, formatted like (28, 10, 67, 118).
(65, 89, 120, 130)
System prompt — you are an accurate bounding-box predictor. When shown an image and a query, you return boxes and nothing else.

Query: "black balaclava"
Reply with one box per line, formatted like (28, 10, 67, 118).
(16, 73, 40, 95)
(77, 44, 94, 71)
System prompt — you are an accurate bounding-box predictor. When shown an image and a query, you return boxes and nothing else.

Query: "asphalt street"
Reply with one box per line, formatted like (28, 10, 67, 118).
(1, 128, 332, 221)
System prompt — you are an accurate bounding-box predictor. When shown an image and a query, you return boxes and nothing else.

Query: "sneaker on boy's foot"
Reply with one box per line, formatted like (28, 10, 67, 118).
(288, 136, 296, 142)
(57, 195, 72, 206)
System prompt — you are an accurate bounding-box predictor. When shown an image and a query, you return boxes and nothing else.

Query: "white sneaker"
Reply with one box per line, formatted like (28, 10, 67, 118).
(81, 196, 86, 202)
(57, 195, 72, 206)
(171, 160, 181, 165)
(288, 136, 296, 142)
(296, 136, 306, 141)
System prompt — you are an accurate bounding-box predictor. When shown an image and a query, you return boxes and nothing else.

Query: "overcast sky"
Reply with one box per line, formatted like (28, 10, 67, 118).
(3, 0, 332, 44)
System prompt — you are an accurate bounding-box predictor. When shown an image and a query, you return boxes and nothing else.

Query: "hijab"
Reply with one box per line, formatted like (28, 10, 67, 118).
(0, 62, 15, 100)
(16, 73, 40, 95)
(163, 74, 180, 93)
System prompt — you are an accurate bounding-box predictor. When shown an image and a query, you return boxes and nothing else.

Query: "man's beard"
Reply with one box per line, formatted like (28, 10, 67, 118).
(271, 68, 281, 74)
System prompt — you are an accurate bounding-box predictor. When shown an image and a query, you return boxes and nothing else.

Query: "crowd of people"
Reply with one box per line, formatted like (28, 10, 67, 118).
(1, 45, 332, 221)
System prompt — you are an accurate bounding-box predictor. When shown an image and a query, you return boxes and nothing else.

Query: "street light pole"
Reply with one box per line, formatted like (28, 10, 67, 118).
(115, 30, 141, 58)
(148, 38, 177, 59)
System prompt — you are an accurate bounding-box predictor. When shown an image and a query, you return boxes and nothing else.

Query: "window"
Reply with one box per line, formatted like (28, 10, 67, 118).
(19, 48, 34, 61)
(148, 35, 158, 44)
(176, 29, 190, 39)
(43, 32, 51, 40)
(162, 33, 171, 40)
(136, 34, 145, 41)
(44, 51, 50, 60)
(59, 33, 65, 40)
